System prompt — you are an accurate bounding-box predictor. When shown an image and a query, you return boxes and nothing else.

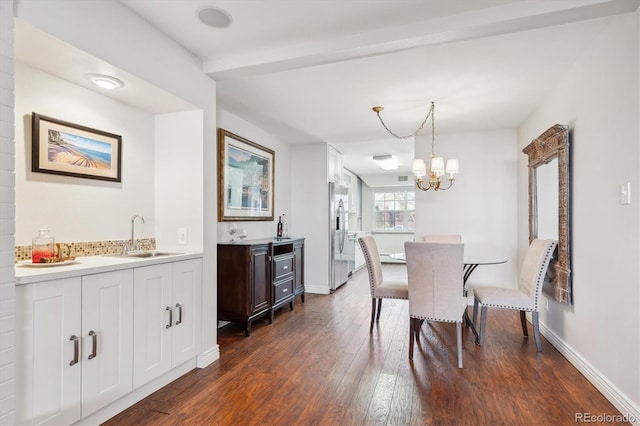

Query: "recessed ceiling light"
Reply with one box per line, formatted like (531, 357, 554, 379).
(373, 155, 399, 171)
(86, 73, 124, 90)
(197, 7, 233, 28)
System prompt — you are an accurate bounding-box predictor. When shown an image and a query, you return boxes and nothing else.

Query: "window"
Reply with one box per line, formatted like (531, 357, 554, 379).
(374, 189, 415, 231)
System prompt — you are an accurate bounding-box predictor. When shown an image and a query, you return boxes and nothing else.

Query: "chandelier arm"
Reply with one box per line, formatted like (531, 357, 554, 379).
(415, 178, 432, 192)
(436, 179, 455, 191)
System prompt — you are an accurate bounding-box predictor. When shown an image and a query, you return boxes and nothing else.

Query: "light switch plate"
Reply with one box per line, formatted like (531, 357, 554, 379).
(620, 182, 631, 205)
(178, 227, 188, 245)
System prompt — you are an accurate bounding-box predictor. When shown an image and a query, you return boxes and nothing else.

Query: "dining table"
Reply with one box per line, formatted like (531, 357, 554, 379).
(389, 251, 507, 343)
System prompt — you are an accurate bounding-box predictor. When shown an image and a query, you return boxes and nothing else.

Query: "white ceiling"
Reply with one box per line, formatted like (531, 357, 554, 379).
(17, 1, 640, 177)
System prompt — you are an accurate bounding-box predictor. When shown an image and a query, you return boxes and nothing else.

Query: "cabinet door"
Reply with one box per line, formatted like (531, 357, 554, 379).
(251, 246, 270, 315)
(15, 278, 82, 425)
(171, 259, 202, 366)
(81, 269, 134, 417)
(133, 263, 173, 388)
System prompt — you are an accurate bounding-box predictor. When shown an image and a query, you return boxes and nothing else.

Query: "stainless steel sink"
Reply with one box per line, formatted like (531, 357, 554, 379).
(106, 251, 183, 258)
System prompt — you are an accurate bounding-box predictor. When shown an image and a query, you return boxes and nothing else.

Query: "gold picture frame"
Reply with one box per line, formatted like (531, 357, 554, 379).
(217, 129, 275, 221)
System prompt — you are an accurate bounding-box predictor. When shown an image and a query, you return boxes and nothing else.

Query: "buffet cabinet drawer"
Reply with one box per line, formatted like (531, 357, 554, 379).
(273, 254, 294, 280)
(273, 278, 294, 304)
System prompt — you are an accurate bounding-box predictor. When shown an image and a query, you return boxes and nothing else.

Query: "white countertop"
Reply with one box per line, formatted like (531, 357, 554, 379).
(15, 252, 203, 285)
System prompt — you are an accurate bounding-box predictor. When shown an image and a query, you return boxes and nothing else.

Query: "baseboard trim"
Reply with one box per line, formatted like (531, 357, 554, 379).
(77, 359, 197, 425)
(197, 345, 220, 368)
(304, 284, 330, 295)
(538, 320, 640, 425)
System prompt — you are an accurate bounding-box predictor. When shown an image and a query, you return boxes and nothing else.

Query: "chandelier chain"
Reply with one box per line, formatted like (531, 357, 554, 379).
(374, 102, 433, 140)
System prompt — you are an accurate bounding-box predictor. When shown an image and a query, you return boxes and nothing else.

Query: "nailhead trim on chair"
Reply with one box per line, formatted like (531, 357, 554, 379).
(475, 240, 556, 312)
(532, 241, 556, 311)
(411, 315, 461, 323)
(480, 303, 534, 310)
(359, 238, 377, 297)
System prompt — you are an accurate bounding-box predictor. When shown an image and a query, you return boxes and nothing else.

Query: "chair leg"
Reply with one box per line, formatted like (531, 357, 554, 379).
(532, 311, 542, 352)
(478, 306, 488, 346)
(415, 318, 422, 343)
(473, 297, 479, 327)
(520, 310, 528, 337)
(456, 322, 463, 368)
(370, 299, 376, 332)
(409, 318, 415, 359)
(376, 298, 383, 321)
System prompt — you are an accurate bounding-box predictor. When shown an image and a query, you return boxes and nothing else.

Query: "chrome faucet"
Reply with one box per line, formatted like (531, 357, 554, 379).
(124, 214, 145, 254)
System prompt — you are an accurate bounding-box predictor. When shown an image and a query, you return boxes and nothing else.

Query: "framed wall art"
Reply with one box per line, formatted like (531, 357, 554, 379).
(218, 128, 274, 221)
(32, 113, 122, 182)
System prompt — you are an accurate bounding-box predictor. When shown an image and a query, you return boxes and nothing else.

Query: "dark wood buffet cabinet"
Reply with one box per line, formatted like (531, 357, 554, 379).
(217, 238, 304, 336)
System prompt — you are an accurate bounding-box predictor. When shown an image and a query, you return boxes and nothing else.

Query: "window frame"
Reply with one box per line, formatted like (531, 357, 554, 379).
(372, 187, 415, 233)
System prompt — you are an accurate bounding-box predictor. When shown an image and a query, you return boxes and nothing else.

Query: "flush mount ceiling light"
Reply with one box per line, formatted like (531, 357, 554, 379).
(372, 101, 458, 191)
(86, 73, 124, 90)
(197, 7, 233, 28)
(372, 155, 399, 171)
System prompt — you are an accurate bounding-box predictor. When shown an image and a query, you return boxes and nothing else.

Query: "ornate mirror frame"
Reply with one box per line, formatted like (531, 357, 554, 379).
(522, 124, 572, 305)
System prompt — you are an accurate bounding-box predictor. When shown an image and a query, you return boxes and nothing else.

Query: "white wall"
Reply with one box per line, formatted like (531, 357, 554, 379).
(216, 108, 292, 242)
(518, 12, 639, 419)
(414, 128, 519, 287)
(0, 2, 15, 424)
(155, 111, 204, 252)
(291, 143, 330, 294)
(14, 64, 156, 244)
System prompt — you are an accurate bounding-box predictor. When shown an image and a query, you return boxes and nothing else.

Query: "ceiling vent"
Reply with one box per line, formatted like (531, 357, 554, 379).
(398, 175, 409, 182)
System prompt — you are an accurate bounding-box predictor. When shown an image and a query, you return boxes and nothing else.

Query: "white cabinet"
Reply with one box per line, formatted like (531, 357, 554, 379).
(81, 270, 134, 416)
(133, 259, 202, 388)
(15, 270, 134, 425)
(328, 145, 343, 184)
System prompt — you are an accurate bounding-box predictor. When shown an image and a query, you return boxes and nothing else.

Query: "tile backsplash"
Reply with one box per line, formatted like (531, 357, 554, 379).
(15, 238, 156, 263)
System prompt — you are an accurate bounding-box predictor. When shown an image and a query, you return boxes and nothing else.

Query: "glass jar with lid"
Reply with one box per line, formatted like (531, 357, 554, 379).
(32, 227, 55, 263)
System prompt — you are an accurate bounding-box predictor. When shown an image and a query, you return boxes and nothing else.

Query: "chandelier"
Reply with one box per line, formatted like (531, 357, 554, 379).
(372, 101, 458, 191)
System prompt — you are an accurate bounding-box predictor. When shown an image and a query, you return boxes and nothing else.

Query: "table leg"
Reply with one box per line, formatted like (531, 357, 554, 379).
(463, 263, 480, 344)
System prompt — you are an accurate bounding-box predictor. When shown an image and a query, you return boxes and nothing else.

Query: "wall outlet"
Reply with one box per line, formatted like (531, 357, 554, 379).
(178, 227, 188, 245)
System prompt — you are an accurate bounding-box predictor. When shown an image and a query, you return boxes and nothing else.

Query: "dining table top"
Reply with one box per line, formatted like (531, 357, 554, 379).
(389, 252, 507, 266)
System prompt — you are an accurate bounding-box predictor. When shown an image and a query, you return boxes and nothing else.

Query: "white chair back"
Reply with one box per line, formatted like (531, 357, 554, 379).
(405, 242, 465, 321)
(358, 236, 383, 296)
(518, 239, 557, 310)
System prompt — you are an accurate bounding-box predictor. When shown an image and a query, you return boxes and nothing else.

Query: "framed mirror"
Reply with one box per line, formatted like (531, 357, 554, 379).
(522, 124, 572, 305)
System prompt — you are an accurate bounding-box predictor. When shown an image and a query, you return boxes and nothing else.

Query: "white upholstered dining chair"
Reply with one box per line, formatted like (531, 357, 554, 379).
(472, 239, 557, 352)
(405, 241, 467, 368)
(358, 236, 408, 331)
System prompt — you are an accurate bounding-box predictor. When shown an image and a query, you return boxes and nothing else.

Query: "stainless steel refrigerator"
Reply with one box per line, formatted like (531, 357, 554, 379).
(329, 182, 350, 291)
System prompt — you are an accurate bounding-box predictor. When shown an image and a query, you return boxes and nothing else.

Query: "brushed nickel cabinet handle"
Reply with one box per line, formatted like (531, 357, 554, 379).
(88, 331, 97, 360)
(175, 303, 183, 326)
(69, 335, 79, 366)
(166, 306, 173, 329)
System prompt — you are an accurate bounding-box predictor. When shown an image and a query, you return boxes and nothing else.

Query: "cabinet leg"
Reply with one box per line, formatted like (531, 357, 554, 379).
(269, 310, 274, 324)
(245, 322, 251, 337)
(301, 293, 305, 303)
(289, 300, 294, 310)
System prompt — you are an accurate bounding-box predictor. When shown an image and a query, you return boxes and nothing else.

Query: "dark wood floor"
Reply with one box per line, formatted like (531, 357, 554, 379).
(104, 264, 625, 425)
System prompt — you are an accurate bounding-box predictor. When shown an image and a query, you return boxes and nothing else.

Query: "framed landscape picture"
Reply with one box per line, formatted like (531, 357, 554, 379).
(218, 128, 274, 221)
(32, 113, 122, 182)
